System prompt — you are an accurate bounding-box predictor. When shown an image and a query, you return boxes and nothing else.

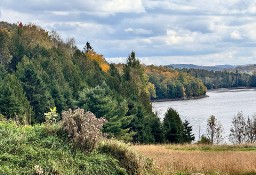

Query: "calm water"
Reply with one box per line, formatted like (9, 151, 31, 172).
(152, 89, 256, 142)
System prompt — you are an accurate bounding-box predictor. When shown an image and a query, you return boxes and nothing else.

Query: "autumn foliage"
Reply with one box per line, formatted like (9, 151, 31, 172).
(85, 50, 110, 72)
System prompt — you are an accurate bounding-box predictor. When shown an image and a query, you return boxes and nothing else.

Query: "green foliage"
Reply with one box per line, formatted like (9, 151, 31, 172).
(0, 22, 165, 144)
(163, 108, 184, 143)
(44, 107, 58, 123)
(16, 57, 54, 123)
(0, 74, 31, 124)
(0, 121, 126, 175)
(182, 120, 195, 143)
(183, 68, 255, 89)
(197, 135, 211, 144)
(78, 82, 117, 119)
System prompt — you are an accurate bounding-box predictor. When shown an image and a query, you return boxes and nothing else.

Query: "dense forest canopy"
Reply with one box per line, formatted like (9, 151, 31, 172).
(145, 65, 207, 99)
(0, 21, 205, 143)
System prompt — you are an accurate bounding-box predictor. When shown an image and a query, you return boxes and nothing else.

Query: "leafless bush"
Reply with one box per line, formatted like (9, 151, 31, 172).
(207, 115, 224, 144)
(229, 112, 247, 144)
(229, 112, 256, 144)
(61, 108, 107, 152)
(245, 114, 256, 143)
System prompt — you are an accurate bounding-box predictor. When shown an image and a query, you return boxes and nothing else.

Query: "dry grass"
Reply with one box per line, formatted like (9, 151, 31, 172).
(132, 144, 256, 175)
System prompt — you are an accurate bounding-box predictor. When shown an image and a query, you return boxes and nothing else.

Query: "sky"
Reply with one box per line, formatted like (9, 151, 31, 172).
(1, 0, 256, 66)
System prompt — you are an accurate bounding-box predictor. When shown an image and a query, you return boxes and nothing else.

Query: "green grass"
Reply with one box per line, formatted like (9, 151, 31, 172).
(166, 144, 256, 152)
(0, 121, 127, 175)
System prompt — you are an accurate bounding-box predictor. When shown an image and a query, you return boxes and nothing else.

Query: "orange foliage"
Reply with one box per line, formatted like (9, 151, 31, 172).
(145, 65, 179, 80)
(85, 50, 110, 73)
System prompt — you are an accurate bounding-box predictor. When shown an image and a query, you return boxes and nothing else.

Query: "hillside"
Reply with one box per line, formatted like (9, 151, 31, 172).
(0, 21, 165, 144)
(0, 21, 209, 143)
(145, 65, 207, 99)
(0, 120, 157, 174)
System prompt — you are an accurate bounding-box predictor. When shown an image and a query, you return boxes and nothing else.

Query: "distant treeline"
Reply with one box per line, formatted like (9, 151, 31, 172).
(179, 68, 256, 89)
(146, 65, 207, 99)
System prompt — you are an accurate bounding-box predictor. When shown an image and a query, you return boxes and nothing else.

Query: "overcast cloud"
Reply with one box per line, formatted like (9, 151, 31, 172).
(1, 0, 256, 65)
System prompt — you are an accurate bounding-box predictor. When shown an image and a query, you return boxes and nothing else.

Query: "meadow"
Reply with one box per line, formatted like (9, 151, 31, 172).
(132, 144, 256, 175)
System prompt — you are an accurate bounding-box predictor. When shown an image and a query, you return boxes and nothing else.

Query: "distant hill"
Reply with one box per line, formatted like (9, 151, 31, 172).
(234, 64, 256, 74)
(166, 64, 236, 71)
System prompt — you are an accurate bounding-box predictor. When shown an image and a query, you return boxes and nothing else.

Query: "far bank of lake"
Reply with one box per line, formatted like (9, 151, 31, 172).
(152, 88, 256, 142)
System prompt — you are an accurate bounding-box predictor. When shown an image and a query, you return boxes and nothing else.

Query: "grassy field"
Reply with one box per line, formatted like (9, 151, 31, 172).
(132, 144, 256, 175)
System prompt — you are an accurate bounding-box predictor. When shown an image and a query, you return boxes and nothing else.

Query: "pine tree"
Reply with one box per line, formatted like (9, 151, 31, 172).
(182, 120, 195, 143)
(16, 57, 54, 123)
(163, 108, 184, 143)
(0, 74, 31, 123)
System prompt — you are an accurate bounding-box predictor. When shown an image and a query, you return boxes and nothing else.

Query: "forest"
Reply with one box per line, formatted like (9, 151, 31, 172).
(0, 22, 202, 144)
(145, 65, 206, 99)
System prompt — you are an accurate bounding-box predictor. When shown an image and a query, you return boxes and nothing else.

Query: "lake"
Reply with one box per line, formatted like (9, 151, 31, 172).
(152, 88, 256, 142)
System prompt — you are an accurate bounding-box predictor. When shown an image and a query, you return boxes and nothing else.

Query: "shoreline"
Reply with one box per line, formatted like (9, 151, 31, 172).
(207, 86, 256, 92)
(151, 87, 256, 103)
(151, 95, 208, 102)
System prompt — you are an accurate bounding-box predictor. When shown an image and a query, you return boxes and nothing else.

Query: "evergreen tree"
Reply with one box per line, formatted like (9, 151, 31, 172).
(163, 108, 184, 143)
(78, 82, 117, 119)
(16, 57, 54, 123)
(0, 74, 31, 123)
(182, 120, 195, 143)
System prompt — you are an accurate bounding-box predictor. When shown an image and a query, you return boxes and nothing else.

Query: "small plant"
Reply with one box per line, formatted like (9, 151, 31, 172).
(44, 107, 58, 124)
(34, 165, 44, 175)
(0, 114, 6, 121)
(197, 135, 211, 144)
(61, 108, 107, 152)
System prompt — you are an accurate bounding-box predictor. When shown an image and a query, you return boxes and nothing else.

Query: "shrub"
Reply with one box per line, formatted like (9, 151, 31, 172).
(197, 135, 211, 144)
(98, 139, 159, 175)
(61, 108, 106, 152)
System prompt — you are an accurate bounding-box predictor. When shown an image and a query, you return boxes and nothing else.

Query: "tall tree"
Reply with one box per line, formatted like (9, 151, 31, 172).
(207, 115, 224, 144)
(229, 112, 247, 144)
(16, 57, 54, 123)
(163, 108, 183, 143)
(182, 120, 195, 143)
(0, 74, 31, 123)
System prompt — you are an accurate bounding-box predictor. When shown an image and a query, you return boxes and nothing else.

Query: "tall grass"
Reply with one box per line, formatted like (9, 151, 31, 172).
(99, 139, 159, 175)
(132, 144, 256, 175)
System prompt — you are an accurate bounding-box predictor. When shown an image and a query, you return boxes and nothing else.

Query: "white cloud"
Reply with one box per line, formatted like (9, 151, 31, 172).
(143, 0, 195, 11)
(166, 29, 195, 45)
(230, 31, 242, 40)
(101, 0, 145, 14)
(124, 27, 152, 35)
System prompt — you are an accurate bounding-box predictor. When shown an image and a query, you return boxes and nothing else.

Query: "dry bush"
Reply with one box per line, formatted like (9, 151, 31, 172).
(132, 144, 256, 175)
(61, 108, 106, 152)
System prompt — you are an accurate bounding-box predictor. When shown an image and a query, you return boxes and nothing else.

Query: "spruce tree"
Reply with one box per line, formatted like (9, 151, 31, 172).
(0, 74, 31, 123)
(163, 108, 184, 143)
(182, 120, 195, 143)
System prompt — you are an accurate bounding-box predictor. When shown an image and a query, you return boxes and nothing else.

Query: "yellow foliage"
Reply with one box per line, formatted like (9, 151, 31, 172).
(145, 65, 179, 80)
(85, 50, 110, 72)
